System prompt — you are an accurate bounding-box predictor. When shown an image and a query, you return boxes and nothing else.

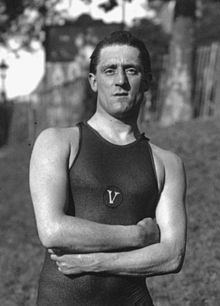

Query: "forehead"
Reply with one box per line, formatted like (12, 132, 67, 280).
(98, 45, 141, 67)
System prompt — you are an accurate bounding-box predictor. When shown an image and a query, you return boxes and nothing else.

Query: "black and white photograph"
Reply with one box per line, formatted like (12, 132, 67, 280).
(0, 1, 220, 305)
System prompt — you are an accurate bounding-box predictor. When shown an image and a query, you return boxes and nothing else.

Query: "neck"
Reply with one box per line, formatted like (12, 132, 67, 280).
(88, 110, 141, 145)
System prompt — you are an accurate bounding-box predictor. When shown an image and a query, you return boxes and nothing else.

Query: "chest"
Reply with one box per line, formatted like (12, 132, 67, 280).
(69, 132, 159, 224)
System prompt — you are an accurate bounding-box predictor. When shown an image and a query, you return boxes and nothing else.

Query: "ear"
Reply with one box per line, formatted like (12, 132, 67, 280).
(88, 73, 97, 92)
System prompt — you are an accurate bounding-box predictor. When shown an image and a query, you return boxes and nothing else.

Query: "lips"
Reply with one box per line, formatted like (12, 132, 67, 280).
(114, 92, 128, 96)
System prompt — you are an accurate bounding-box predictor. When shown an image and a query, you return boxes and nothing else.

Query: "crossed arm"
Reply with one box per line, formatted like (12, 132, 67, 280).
(30, 128, 187, 277)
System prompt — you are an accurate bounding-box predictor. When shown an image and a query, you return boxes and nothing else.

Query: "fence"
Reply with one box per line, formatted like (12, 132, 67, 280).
(22, 41, 220, 144)
(193, 42, 220, 117)
(28, 77, 96, 139)
(157, 42, 220, 119)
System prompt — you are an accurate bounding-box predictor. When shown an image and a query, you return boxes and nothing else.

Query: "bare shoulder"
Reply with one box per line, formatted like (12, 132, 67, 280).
(149, 143, 185, 191)
(150, 143, 184, 168)
(31, 126, 80, 167)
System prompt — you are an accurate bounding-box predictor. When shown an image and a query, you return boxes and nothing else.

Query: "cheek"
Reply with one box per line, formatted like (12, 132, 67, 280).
(97, 76, 113, 87)
(130, 80, 143, 95)
(129, 81, 145, 103)
(98, 81, 112, 95)
(130, 76, 142, 88)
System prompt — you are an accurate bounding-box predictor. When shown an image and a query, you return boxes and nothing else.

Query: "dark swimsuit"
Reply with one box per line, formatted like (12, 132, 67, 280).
(37, 122, 159, 306)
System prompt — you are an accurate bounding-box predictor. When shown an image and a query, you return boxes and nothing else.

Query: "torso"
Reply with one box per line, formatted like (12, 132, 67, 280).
(67, 124, 165, 193)
(69, 122, 159, 223)
(37, 122, 163, 306)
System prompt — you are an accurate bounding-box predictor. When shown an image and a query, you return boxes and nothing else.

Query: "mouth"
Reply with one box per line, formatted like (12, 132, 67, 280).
(114, 92, 128, 96)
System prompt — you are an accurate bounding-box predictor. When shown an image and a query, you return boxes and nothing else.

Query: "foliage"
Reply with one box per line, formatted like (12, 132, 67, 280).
(0, 0, 65, 51)
(1, 0, 219, 51)
(0, 0, 136, 51)
(0, 0, 180, 50)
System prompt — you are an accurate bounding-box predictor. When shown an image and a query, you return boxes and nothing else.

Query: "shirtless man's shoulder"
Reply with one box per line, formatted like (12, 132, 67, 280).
(149, 142, 185, 193)
(32, 126, 80, 168)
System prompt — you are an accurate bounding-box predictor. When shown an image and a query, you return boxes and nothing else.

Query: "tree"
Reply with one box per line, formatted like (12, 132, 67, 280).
(159, 0, 196, 125)
(0, 0, 201, 126)
(0, 0, 65, 51)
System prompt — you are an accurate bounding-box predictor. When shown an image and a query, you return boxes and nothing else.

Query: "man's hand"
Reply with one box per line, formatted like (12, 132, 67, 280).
(136, 218, 160, 247)
(49, 249, 100, 275)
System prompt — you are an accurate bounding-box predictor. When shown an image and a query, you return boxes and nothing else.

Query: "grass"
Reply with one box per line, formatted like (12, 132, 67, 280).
(0, 117, 220, 306)
(0, 144, 43, 306)
(145, 118, 220, 306)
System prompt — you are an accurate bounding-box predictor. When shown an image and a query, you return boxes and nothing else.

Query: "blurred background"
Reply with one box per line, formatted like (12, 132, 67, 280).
(0, 1, 220, 305)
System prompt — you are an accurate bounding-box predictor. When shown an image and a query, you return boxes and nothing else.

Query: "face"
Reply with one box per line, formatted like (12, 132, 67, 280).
(89, 44, 149, 119)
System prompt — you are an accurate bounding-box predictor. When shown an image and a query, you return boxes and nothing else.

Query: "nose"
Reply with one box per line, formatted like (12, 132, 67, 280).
(115, 68, 127, 86)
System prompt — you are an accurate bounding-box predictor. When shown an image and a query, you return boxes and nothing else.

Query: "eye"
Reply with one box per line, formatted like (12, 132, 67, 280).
(126, 68, 138, 75)
(104, 68, 115, 75)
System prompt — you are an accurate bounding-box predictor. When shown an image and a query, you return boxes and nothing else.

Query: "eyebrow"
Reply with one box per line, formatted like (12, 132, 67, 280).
(101, 64, 117, 70)
(101, 64, 141, 71)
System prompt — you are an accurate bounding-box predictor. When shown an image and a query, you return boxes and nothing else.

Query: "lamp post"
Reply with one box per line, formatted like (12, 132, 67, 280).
(0, 59, 9, 104)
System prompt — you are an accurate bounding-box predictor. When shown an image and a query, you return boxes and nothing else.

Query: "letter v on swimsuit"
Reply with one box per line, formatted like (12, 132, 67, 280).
(37, 122, 159, 306)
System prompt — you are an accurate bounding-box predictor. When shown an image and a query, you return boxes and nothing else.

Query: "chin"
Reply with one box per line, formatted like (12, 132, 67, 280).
(112, 107, 138, 120)
(117, 101, 141, 117)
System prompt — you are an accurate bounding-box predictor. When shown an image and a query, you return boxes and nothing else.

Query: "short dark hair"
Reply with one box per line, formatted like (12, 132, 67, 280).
(89, 31, 152, 79)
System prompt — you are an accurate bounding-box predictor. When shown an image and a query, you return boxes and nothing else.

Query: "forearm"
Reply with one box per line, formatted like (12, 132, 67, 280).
(94, 242, 183, 277)
(50, 241, 184, 277)
(42, 215, 141, 253)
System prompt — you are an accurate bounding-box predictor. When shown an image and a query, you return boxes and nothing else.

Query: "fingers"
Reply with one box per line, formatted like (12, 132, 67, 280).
(56, 262, 71, 275)
(50, 253, 76, 262)
(50, 255, 71, 274)
(49, 253, 89, 275)
(49, 251, 69, 262)
(50, 253, 59, 261)
(138, 217, 153, 224)
(53, 258, 82, 275)
(141, 217, 153, 221)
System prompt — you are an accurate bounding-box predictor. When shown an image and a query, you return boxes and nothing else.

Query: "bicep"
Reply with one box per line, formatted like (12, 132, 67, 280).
(29, 129, 70, 242)
(155, 155, 187, 252)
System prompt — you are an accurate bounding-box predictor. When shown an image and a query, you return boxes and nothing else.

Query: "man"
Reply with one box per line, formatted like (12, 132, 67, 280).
(30, 31, 187, 306)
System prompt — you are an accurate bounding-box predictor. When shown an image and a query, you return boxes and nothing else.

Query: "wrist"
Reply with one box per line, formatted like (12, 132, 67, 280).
(85, 253, 108, 273)
(89, 252, 119, 274)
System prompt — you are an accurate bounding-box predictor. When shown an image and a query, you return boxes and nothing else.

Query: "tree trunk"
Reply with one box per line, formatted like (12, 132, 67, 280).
(159, 0, 196, 126)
